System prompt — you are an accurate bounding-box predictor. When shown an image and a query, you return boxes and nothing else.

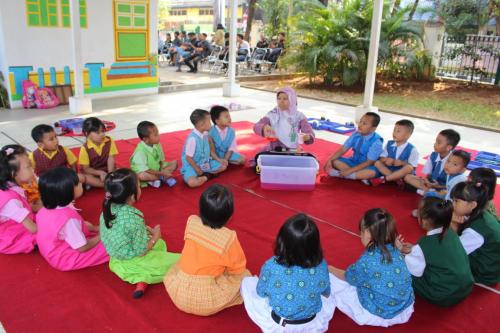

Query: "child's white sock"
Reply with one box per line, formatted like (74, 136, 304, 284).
(148, 180, 161, 188)
(328, 169, 341, 177)
(346, 172, 357, 180)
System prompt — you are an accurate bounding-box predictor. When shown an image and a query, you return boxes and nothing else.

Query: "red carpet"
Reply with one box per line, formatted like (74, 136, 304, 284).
(1, 122, 499, 333)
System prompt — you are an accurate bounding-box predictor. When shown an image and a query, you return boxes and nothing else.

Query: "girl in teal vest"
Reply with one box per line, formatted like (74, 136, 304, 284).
(451, 181, 500, 285)
(399, 197, 473, 306)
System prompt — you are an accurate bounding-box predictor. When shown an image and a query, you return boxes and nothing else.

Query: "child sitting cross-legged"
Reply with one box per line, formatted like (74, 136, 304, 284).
(130, 121, 178, 188)
(36, 167, 109, 271)
(181, 109, 227, 188)
(365, 119, 419, 187)
(329, 208, 414, 327)
(398, 197, 474, 306)
(30, 124, 83, 180)
(241, 213, 335, 332)
(324, 112, 383, 182)
(468, 167, 498, 220)
(0, 145, 37, 254)
(427, 149, 470, 201)
(451, 182, 500, 286)
(99, 168, 180, 298)
(208, 105, 245, 167)
(404, 129, 460, 194)
(78, 117, 119, 188)
(164, 184, 251, 315)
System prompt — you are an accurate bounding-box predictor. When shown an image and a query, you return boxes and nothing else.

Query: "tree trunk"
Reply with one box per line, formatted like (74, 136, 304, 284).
(408, 0, 420, 21)
(391, 0, 401, 15)
(244, 0, 257, 41)
(319, 0, 329, 6)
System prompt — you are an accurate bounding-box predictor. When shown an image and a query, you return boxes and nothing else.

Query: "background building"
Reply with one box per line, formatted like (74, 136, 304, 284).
(0, 0, 159, 108)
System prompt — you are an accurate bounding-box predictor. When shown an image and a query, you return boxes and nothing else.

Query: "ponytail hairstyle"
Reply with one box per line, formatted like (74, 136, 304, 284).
(451, 181, 489, 234)
(469, 167, 497, 201)
(0, 145, 28, 190)
(102, 168, 138, 229)
(418, 197, 453, 242)
(359, 208, 397, 263)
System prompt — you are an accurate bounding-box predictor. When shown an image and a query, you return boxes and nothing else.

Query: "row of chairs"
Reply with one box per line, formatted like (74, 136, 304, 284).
(205, 47, 281, 75)
(158, 44, 282, 75)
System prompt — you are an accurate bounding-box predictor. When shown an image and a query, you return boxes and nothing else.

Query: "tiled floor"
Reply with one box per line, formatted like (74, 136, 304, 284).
(1, 87, 499, 166)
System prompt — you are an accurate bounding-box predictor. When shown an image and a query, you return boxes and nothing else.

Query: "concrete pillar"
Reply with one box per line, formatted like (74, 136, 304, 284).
(69, 0, 91, 114)
(355, 0, 383, 122)
(423, 21, 446, 68)
(223, 0, 240, 96)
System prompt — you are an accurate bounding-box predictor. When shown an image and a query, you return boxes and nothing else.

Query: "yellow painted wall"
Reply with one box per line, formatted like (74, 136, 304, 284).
(9, 69, 156, 95)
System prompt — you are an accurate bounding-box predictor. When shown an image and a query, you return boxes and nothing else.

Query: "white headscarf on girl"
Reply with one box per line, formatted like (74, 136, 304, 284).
(266, 87, 305, 148)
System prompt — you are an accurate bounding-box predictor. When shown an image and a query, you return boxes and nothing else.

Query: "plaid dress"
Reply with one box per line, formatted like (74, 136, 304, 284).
(164, 215, 251, 316)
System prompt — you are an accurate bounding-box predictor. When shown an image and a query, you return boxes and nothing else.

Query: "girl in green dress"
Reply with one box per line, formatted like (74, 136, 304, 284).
(99, 168, 180, 298)
(452, 181, 500, 285)
(468, 168, 498, 220)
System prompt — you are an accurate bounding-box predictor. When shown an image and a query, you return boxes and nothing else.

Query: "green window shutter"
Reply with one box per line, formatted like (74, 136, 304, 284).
(134, 17, 145, 27)
(133, 5, 145, 14)
(118, 16, 131, 27)
(118, 32, 147, 58)
(27, 4, 39, 12)
(28, 13, 40, 26)
(39, 0, 48, 26)
(79, 0, 87, 28)
(117, 4, 130, 13)
(62, 16, 70, 27)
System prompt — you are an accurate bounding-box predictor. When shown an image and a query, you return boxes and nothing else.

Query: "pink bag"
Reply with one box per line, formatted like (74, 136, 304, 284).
(35, 87, 59, 109)
(21, 80, 37, 109)
(21, 80, 60, 109)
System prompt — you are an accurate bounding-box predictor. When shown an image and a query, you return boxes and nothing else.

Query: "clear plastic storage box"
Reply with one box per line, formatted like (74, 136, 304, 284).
(257, 154, 319, 191)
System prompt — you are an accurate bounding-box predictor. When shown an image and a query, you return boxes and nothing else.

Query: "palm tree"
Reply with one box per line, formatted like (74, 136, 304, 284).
(285, 0, 423, 86)
(408, 0, 419, 21)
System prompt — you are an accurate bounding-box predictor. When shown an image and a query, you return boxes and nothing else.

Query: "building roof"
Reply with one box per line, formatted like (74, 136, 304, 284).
(164, 0, 244, 9)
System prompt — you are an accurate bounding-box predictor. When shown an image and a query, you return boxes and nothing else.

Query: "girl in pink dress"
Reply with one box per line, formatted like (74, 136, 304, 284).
(36, 167, 109, 271)
(0, 145, 37, 254)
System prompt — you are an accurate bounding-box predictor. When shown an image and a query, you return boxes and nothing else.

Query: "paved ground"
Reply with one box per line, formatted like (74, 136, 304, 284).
(1, 87, 499, 168)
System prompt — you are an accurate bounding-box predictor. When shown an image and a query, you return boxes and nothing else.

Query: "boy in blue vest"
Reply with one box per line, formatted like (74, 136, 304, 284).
(208, 105, 245, 168)
(426, 149, 470, 200)
(181, 109, 227, 188)
(404, 129, 460, 194)
(324, 112, 383, 181)
(130, 121, 178, 188)
(364, 119, 419, 186)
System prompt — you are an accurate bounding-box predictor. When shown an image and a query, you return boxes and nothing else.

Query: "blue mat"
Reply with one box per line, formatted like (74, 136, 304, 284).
(468, 151, 500, 176)
(307, 118, 356, 134)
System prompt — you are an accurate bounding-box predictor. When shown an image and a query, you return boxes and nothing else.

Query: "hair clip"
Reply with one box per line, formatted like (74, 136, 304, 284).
(5, 148, 14, 156)
(105, 192, 112, 199)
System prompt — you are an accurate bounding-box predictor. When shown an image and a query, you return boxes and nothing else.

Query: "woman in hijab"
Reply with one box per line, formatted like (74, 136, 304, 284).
(254, 87, 315, 151)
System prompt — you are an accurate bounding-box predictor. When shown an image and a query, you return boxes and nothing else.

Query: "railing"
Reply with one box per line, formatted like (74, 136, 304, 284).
(437, 34, 500, 84)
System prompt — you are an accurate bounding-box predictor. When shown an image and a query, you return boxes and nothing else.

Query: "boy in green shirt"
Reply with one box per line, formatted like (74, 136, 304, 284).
(130, 121, 177, 188)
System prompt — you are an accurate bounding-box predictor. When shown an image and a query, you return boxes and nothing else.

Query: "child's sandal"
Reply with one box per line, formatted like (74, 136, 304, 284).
(132, 282, 148, 299)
